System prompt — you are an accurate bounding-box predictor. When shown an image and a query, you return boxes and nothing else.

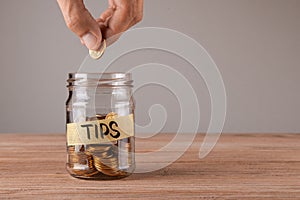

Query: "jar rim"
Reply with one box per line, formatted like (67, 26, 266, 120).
(67, 72, 133, 88)
(68, 72, 131, 79)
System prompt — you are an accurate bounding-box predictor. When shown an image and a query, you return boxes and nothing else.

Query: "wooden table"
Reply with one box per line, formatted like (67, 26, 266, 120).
(0, 133, 299, 199)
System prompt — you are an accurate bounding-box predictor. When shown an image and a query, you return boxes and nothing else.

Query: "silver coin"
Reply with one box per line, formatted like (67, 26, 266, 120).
(89, 39, 106, 60)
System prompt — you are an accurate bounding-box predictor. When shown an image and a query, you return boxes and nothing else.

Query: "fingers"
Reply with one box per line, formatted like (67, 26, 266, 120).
(57, 0, 102, 50)
(130, 0, 143, 27)
(99, 7, 115, 23)
(101, 0, 144, 41)
(57, 0, 143, 49)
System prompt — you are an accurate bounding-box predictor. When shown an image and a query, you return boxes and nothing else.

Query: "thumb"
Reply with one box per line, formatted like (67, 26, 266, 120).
(57, 0, 102, 50)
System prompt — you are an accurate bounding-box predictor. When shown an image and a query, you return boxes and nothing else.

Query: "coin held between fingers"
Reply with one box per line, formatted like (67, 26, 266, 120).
(89, 39, 106, 60)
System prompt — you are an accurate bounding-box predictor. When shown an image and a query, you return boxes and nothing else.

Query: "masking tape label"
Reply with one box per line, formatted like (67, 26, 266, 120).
(67, 114, 134, 145)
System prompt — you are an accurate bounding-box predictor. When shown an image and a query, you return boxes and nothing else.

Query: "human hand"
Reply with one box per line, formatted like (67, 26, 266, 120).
(57, 0, 143, 50)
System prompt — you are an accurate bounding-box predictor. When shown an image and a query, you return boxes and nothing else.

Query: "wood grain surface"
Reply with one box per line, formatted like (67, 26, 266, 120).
(0, 133, 299, 199)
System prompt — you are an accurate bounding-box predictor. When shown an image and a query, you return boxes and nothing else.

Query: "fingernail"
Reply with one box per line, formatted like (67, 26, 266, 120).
(82, 33, 97, 50)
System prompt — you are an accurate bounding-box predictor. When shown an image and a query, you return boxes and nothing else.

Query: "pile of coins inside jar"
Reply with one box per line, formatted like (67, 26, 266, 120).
(67, 112, 134, 179)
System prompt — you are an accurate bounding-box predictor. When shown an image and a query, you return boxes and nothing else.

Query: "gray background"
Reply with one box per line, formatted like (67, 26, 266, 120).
(0, 0, 299, 133)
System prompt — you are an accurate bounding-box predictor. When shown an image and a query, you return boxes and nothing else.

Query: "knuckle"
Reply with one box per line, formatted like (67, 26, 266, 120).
(66, 17, 81, 31)
(134, 13, 143, 23)
(136, 14, 143, 22)
(65, 9, 88, 34)
(110, 25, 122, 34)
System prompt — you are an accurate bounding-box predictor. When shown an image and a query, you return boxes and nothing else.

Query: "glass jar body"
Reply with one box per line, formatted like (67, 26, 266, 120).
(66, 73, 135, 180)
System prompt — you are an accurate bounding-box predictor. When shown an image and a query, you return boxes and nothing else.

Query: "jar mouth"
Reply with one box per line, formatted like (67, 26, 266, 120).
(67, 72, 133, 88)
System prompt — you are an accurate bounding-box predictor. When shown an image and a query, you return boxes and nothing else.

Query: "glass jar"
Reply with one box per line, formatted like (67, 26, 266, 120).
(66, 73, 135, 180)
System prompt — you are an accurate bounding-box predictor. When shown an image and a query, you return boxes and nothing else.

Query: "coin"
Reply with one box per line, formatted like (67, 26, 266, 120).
(105, 112, 118, 120)
(89, 39, 106, 60)
(87, 144, 112, 153)
(86, 114, 106, 122)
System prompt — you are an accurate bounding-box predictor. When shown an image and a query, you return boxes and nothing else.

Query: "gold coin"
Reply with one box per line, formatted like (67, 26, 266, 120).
(86, 114, 106, 121)
(93, 157, 120, 176)
(87, 145, 112, 153)
(72, 168, 99, 177)
(105, 112, 118, 120)
(89, 39, 106, 60)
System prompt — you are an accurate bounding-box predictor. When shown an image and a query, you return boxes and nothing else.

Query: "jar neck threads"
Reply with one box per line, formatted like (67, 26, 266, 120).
(67, 73, 133, 89)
